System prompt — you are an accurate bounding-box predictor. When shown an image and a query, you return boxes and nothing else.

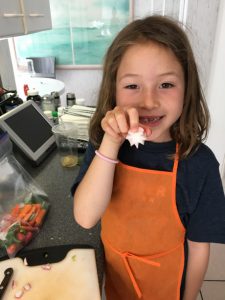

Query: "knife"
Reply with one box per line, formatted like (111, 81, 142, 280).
(0, 268, 13, 299)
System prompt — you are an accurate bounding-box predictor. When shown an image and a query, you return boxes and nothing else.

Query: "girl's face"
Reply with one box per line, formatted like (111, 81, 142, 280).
(116, 41, 185, 143)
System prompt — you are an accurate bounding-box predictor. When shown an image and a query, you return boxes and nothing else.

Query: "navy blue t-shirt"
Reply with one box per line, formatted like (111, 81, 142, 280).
(72, 140, 225, 244)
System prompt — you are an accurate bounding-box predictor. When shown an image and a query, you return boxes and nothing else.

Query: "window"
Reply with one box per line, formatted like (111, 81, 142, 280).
(14, 0, 133, 68)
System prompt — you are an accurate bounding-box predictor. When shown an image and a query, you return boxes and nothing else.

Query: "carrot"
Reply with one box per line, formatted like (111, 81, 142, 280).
(18, 204, 32, 219)
(22, 205, 37, 223)
(34, 209, 47, 226)
(32, 203, 42, 210)
(10, 204, 21, 218)
(29, 204, 42, 225)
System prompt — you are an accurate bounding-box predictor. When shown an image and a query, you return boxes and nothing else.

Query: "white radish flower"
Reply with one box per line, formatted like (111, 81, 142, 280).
(126, 127, 146, 148)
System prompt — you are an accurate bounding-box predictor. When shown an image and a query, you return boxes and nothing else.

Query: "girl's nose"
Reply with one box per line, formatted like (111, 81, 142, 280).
(139, 90, 160, 109)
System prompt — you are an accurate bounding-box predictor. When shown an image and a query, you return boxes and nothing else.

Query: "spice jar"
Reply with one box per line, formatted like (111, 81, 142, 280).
(51, 91, 61, 110)
(66, 93, 76, 107)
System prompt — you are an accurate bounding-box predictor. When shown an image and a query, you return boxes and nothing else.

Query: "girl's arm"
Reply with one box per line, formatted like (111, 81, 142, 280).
(183, 240, 210, 300)
(73, 134, 121, 229)
(74, 106, 143, 229)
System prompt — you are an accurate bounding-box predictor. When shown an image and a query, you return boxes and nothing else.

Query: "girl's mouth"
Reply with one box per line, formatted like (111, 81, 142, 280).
(139, 116, 164, 127)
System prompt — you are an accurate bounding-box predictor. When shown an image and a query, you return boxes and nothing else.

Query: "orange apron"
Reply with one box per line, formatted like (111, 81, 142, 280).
(101, 147, 186, 300)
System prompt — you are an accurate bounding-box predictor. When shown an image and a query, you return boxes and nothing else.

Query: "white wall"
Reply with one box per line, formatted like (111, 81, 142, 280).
(206, 0, 225, 169)
(185, 0, 220, 91)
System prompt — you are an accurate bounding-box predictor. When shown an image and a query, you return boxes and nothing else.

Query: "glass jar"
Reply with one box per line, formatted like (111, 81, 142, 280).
(41, 94, 55, 112)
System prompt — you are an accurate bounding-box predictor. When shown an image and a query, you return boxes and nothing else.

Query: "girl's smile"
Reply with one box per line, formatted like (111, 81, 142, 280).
(116, 41, 185, 143)
(139, 115, 164, 127)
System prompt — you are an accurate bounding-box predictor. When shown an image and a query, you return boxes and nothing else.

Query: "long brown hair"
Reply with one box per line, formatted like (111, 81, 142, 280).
(89, 15, 209, 159)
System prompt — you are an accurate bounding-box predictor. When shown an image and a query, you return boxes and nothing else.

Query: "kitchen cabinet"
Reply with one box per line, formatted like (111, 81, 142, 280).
(0, 0, 52, 38)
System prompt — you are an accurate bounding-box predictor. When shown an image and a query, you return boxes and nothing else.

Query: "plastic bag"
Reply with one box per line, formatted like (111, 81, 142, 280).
(0, 143, 50, 257)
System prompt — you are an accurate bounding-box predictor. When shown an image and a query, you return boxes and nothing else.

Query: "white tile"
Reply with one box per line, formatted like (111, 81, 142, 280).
(197, 292, 202, 300)
(205, 243, 225, 280)
(201, 281, 225, 300)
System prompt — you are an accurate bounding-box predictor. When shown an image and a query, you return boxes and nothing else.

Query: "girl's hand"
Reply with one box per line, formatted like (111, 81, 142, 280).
(101, 106, 140, 145)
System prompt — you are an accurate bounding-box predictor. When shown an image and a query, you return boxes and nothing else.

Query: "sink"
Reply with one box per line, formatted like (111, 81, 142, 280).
(16, 76, 65, 98)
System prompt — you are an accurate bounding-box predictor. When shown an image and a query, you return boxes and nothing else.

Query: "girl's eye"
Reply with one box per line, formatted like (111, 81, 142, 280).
(160, 82, 174, 89)
(125, 84, 138, 89)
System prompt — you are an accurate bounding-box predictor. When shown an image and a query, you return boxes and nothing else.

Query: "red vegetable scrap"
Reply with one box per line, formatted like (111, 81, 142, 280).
(11, 280, 17, 289)
(41, 263, 51, 270)
(14, 290, 24, 298)
(23, 283, 31, 291)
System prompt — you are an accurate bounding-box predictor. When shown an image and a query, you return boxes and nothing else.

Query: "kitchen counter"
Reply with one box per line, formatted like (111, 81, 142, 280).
(0, 149, 104, 288)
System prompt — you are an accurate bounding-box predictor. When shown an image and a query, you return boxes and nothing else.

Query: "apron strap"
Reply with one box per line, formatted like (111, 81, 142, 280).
(103, 237, 184, 299)
(172, 143, 179, 174)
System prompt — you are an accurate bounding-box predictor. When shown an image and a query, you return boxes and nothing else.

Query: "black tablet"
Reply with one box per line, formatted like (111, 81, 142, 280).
(0, 100, 55, 165)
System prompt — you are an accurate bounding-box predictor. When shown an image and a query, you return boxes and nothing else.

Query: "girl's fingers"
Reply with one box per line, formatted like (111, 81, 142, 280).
(104, 110, 121, 134)
(126, 107, 139, 132)
(113, 106, 129, 135)
(102, 106, 142, 139)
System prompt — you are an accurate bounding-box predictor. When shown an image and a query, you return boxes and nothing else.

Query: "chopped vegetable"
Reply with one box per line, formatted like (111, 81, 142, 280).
(1, 197, 49, 257)
(41, 263, 51, 270)
(7, 243, 17, 256)
(10, 204, 21, 218)
(23, 258, 28, 266)
(18, 204, 32, 219)
(11, 280, 17, 289)
(23, 283, 31, 291)
(34, 209, 47, 226)
(14, 290, 24, 298)
(72, 255, 76, 262)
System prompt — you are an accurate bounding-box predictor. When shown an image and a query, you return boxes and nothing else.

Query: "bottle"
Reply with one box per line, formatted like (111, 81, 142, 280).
(51, 91, 61, 110)
(51, 111, 59, 124)
(41, 94, 55, 112)
(27, 89, 42, 107)
(66, 93, 76, 107)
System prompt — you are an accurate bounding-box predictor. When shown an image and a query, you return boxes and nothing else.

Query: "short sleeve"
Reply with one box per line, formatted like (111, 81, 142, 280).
(186, 159, 225, 243)
(70, 142, 95, 196)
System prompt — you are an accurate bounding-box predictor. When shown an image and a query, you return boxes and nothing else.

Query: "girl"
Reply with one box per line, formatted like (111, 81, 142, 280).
(72, 16, 225, 300)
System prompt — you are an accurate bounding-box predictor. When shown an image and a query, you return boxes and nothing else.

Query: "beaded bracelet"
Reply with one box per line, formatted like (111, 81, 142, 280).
(95, 150, 119, 164)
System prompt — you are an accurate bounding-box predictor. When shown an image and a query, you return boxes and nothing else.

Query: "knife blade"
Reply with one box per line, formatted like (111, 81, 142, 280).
(0, 268, 13, 299)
